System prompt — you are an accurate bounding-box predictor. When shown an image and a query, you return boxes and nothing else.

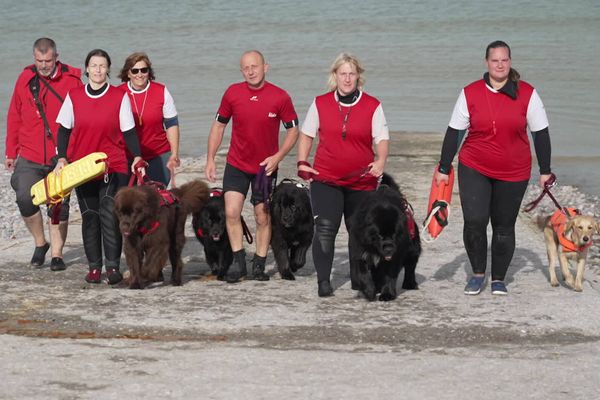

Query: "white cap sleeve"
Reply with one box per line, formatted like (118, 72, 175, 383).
(527, 89, 549, 132)
(163, 86, 178, 119)
(300, 99, 319, 138)
(56, 93, 74, 129)
(448, 89, 470, 130)
(119, 93, 135, 132)
(372, 104, 389, 143)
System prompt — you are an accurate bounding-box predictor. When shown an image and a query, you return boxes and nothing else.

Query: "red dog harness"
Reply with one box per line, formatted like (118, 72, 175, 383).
(550, 208, 593, 253)
(137, 189, 180, 236)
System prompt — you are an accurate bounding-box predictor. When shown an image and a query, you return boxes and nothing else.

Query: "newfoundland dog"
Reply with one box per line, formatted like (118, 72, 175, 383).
(270, 179, 314, 280)
(349, 173, 421, 301)
(191, 191, 233, 280)
(114, 179, 209, 289)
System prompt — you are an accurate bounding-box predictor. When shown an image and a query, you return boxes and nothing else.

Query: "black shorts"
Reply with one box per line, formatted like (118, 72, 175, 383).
(10, 157, 70, 220)
(223, 163, 277, 206)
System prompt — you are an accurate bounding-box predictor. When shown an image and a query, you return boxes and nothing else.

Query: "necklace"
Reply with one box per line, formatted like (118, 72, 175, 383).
(484, 85, 505, 136)
(130, 82, 149, 126)
(337, 102, 351, 140)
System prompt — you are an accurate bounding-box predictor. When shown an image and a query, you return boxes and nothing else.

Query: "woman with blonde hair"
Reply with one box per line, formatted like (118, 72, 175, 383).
(297, 53, 390, 297)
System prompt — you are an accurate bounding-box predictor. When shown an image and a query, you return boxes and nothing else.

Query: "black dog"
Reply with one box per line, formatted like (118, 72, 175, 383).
(349, 174, 421, 301)
(270, 179, 314, 280)
(192, 191, 233, 280)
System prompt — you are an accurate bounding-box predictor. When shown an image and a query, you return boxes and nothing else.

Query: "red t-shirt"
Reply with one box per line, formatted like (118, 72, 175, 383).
(459, 79, 535, 181)
(312, 91, 381, 190)
(217, 81, 297, 174)
(65, 85, 129, 174)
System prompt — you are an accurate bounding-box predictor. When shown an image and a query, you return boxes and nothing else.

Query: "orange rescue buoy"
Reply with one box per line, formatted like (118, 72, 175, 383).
(422, 165, 454, 241)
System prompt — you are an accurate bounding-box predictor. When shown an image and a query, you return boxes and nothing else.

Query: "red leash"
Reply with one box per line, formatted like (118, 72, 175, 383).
(523, 173, 568, 214)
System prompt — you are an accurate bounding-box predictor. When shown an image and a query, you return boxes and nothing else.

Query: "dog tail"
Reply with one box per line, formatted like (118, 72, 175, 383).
(175, 179, 210, 215)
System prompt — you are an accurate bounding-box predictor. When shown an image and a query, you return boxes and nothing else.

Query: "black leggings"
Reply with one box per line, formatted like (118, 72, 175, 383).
(310, 181, 371, 283)
(458, 163, 528, 281)
(75, 173, 128, 269)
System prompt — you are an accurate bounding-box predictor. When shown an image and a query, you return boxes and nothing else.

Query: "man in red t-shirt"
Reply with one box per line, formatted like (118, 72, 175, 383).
(5, 38, 82, 270)
(205, 50, 299, 283)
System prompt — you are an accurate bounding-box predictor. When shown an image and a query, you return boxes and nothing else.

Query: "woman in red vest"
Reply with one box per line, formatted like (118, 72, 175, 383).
(297, 53, 390, 297)
(434, 40, 552, 296)
(54, 49, 143, 285)
(118, 52, 180, 186)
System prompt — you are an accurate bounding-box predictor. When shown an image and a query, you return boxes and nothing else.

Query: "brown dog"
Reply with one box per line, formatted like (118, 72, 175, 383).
(543, 209, 599, 292)
(114, 179, 209, 289)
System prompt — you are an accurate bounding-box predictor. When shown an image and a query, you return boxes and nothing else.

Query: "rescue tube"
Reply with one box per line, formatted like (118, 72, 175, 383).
(422, 165, 454, 242)
(31, 152, 108, 205)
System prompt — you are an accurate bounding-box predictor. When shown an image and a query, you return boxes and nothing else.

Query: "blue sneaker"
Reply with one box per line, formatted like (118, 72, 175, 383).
(464, 276, 485, 295)
(491, 281, 507, 295)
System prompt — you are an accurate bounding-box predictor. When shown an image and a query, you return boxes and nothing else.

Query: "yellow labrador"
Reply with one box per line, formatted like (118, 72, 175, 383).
(544, 210, 599, 292)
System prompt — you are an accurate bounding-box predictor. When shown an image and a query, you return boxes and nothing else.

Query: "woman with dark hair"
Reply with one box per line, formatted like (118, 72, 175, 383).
(297, 53, 389, 297)
(119, 52, 180, 186)
(54, 49, 143, 285)
(434, 40, 552, 296)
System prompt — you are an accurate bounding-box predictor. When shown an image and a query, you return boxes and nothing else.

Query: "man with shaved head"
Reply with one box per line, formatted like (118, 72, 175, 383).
(205, 50, 299, 283)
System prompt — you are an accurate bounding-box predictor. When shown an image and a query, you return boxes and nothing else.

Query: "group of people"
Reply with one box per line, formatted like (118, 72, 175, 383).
(5, 38, 552, 297)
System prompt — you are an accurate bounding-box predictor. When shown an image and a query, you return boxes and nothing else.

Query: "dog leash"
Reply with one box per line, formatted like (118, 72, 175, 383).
(523, 173, 568, 214)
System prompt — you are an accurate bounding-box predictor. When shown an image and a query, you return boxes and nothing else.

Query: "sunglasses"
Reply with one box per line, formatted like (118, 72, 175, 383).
(130, 67, 149, 75)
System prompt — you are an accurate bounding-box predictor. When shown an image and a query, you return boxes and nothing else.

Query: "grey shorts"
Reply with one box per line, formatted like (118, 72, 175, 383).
(10, 157, 70, 219)
(222, 163, 277, 206)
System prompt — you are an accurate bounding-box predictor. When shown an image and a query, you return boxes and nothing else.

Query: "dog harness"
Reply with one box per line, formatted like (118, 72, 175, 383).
(550, 208, 593, 253)
(137, 189, 180, 236)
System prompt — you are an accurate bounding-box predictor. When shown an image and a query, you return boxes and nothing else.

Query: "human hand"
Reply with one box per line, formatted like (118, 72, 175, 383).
(539, 173, 553, 188)
(367, 159, 385, 178)
(166, 155, 180, 172)
(53, 158, 68, 176)
(131, 156, 147, 176)
(434, 169, 449, 186)
(297, 161, 319, 182)
(4, 158, 15, 171)
(205, 158, 217, 183)
(259, 155, 281, 176)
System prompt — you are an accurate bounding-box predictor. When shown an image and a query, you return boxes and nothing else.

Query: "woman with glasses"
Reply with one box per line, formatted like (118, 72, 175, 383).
(54, 48, 143, 285)
(296, 53, 390, 297)
(119, 52, 180, 186)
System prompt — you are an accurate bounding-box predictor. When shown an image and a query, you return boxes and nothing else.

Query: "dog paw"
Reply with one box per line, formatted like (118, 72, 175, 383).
(363, 287, 377, 301)
(402, 280, 419, 290)
(280, 270, 295, 280)
(550, 279, 560, 287)
(574, 284, 583, 292)
(378, 291, 397, 302)
(565, 278, 575, 288)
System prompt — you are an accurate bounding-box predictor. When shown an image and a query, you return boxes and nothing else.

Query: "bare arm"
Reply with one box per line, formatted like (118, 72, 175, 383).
(165, 125, 181, 171)
(260, 126, 299, 175)
(205, 120, 226, 182)
(296, 132, 318, 181)
(369, 139, 389, 177)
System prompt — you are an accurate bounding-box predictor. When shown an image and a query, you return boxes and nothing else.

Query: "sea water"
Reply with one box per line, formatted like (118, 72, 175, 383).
(0, 0, 598, 194)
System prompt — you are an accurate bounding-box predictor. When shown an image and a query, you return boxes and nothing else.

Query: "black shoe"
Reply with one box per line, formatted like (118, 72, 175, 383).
(50, 257, 66, 271)
(106, 268, 123, 285)
(30, 243, 50, 267)
(226, 259, 246, 283)
(318, 280, 333, 297)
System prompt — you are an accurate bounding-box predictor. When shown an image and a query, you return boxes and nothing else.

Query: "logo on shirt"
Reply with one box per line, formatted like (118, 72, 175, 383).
(268, 112, 277, 118)
(250, 95, 258, 102)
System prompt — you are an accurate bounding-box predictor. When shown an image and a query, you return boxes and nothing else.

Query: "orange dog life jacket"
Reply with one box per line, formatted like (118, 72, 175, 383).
(550, 208, 593, 253)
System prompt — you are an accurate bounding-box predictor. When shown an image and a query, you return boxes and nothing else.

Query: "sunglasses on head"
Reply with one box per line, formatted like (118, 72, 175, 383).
(130, 67, 149, 75)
